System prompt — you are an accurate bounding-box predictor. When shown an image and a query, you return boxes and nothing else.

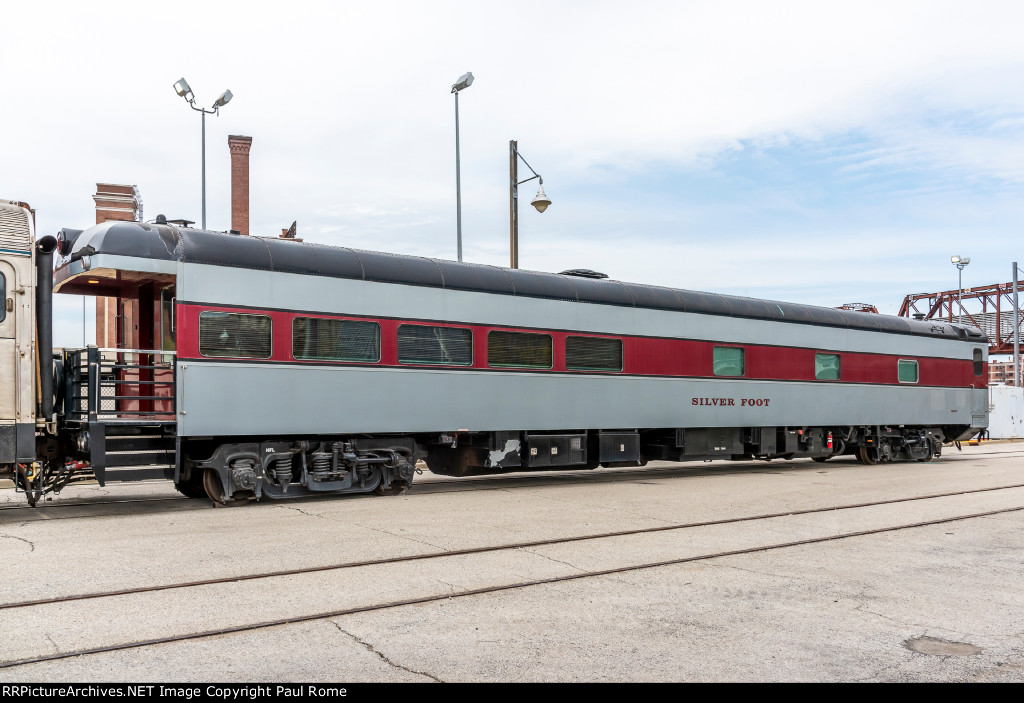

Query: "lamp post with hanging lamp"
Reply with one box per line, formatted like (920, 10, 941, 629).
(951, 255, 970, 325)
(509, 140, 551, 269)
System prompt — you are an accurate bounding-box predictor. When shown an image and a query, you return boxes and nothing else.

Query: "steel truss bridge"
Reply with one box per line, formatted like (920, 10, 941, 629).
(898, 282, 1023, 355)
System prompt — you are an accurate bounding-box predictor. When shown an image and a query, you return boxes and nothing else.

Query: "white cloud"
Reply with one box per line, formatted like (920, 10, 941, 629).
(5, 0, 1024, 344)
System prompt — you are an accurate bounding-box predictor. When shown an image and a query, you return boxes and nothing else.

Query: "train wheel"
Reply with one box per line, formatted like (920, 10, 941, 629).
(202, 469, 247, 507)
(857, 447, 878, 465)
(175, 477, 207, 499)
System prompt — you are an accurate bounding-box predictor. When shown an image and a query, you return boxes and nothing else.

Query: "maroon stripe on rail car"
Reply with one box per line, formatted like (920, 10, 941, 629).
(174, 303, 985, 388)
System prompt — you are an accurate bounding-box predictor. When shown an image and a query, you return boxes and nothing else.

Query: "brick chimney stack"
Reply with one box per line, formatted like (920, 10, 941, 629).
(93, 184, 142, 347)
(94, 183, 141, 223)
(228, 135, 253, 235)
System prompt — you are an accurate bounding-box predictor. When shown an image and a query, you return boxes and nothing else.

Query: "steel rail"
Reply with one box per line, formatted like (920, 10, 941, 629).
(0, 494, 184, 513)
(1, 449, 1021, 518)
(0, 504, 1020, 670)
(3, 482, 1023, 611)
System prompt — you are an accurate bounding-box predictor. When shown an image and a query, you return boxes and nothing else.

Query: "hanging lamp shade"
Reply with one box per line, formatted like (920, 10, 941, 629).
(531, 184, 551, 213)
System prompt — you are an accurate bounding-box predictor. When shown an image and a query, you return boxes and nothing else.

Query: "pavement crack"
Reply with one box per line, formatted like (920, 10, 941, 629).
(522, 548, 587, 572)
(44, 633, 61, 654)
(331, 622, 443, 682)
(273, 504, 326, 519)
(853, 604, 929, 631)
(503, 489, 676, 526)
(351, 523, 450, 552)
(0, 533, 35, 552)
(711, 561, 819, 584)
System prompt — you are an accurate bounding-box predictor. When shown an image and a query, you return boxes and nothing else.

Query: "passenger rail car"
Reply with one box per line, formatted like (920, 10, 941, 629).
(0, 205, 990, 505)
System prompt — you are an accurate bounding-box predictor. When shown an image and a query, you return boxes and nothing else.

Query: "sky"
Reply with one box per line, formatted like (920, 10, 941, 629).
(3, 0, 1024, 346)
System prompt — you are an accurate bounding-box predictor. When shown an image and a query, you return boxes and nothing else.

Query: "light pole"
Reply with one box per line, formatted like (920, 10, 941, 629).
(509, 141, 551, 269)
(951, 255, 970, 325)
(173, 78, 233, 230)
(451, 72, 474, 262)
(1014, 262, 1021, 387)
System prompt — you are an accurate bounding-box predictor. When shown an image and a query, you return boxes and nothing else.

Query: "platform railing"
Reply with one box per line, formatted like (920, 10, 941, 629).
(64, 346, 177, 422)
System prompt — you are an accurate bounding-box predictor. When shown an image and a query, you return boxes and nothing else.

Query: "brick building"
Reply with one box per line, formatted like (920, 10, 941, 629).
(990, 360, 1018, 386)
(92, 136, 265, 346)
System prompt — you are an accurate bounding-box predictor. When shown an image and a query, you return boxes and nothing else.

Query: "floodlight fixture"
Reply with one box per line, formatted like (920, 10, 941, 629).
(173, 77, 192, 99)
(452, 71, 475, 261)
(452, 71, 475, 93)
(213, 89, 233, 108)
(951, 255, 971, 324)
(172, 77, 234, 229)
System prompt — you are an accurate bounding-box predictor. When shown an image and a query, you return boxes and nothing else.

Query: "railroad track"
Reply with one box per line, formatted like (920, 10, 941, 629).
(0, 494, 186, 513)
(2, 447, 1020, 518)
(1, 482, 1022, 669)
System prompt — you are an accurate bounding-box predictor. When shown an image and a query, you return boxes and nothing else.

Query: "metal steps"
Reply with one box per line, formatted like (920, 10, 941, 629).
(90, 422, 176, 486)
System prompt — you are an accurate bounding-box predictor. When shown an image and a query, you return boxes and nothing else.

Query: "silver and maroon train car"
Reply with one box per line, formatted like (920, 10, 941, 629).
(3, 213, 990, 505)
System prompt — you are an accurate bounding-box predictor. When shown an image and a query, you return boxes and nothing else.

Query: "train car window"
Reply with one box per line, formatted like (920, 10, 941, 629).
(293, 317, 380, 362)
(0, 272, 5, 323)
(713, 346, 744, 376)
(397, 325, 472, 366)
(199, 312, 272, 359)
(898, 359, 919, 384)
(815, 353, 841, 381)
(973, 348, 984, 376)
(487, 330, 553, 369)
(566, 336, 623, 372)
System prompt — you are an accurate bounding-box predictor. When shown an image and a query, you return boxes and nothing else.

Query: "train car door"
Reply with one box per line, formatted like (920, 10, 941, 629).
(154, 284, 176, 413)
(0, 259, 19, 461)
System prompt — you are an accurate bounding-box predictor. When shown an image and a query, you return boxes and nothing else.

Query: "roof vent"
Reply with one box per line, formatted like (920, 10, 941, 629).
(559, 268, 608, 279)
(166, 218, 194, 227)
(155, 214, 167, 224)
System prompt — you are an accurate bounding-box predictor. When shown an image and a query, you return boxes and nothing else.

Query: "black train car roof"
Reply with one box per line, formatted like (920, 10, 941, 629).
(60, 221, 987, 343)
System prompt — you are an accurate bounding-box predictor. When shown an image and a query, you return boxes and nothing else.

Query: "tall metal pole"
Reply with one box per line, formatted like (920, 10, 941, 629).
(510, 140, 518, 269)
(1014, 261, 1020, 387)
(454, 91, 462, 262)
(958, 266, 963, 325)
(201, 110, 207, 230)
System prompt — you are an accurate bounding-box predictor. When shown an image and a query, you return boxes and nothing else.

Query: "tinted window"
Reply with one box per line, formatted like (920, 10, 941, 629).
(199, 312, 271, 358)
(973, 348, 983, 376)
(398, 325, 472, 366)
(487, 331, 552, 369)
(293, 318, 380, 362)
(566, 336, 623, 372)
(713, 346, 744, 376)
(898, 359, 919, 384)
(815, 353, 841, 381)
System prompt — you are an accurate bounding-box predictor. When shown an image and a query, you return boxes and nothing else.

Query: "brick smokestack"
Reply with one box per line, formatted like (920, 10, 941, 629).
(93, 184, 142, 347)
(229, 135, 253, 235)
